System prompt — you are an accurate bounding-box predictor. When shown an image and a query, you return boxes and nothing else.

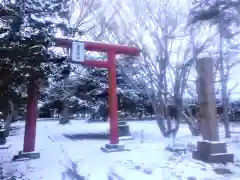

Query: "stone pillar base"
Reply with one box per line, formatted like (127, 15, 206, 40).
(101, 143, 130, 153)
(118, 121, 131, 137)
(192, 141, 234, 163)
(12, 151, 40, 161)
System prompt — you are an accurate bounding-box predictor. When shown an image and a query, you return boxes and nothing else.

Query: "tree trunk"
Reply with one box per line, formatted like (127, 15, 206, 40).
(219, 32, 231, 138)
(3, 113, 13, 137)
(3, 113, 13, 130)
(3, 101, 14, 136)
(50, 109, 54, 118)
(156, 117, 180, 137)
(59, 76, 70, 125)
(182, 111, 200, 136)
(12, 104, 18, 122)
(155, 103, 180, 138)
(59, 100, 70, 125)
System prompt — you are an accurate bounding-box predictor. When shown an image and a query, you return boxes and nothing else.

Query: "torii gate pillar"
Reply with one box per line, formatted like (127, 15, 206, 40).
(108, 51, 119, 144)
(13, 79, 41, 161)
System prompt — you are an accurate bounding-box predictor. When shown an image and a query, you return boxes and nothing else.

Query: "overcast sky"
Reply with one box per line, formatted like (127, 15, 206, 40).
(56, 0, 240, 100)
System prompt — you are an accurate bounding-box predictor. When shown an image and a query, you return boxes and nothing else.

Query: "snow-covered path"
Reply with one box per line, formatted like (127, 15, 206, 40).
(1, 120, 240, 179)
(0, 122, 69, 180)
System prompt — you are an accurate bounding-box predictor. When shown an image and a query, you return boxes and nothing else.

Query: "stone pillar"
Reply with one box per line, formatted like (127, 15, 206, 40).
(192, 57, 234, 163)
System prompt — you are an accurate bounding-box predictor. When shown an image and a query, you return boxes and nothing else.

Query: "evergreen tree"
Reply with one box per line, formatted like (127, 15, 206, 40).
(0, 0, 70, 121)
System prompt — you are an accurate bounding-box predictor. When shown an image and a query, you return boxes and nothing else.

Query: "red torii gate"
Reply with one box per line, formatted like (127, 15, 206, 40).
(14, 39, 140, 159)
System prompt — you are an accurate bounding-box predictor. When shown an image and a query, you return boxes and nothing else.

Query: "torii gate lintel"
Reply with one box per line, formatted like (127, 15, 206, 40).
(55, 38, 140, 56)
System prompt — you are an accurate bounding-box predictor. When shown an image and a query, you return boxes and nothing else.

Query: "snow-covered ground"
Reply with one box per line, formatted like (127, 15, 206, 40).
(1, 120, 240, 180)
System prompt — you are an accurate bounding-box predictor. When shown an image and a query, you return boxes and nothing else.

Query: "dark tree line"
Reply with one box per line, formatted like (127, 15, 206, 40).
(39, 65, 155, 120)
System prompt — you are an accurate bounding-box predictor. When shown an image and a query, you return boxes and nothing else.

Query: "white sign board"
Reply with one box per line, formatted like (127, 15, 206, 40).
(72, 41, 84, 62)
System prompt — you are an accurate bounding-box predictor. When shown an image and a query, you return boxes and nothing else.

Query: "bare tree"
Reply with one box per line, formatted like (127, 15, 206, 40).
(216, 31, 240, 137)
(105, 0, 216, 137)
(101, 0, 189, 137)
(127, 0, 187, 137)
(86, 0, 182, 136)
(189, 0, 240, 138)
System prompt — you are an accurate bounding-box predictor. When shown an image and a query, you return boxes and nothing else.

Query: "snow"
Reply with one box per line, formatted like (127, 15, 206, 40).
(199, 140, 227, 144)
(1, 120, 240, 179)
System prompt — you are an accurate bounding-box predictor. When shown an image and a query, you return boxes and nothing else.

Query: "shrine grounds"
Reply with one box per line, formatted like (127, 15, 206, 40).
(1, 120, 240, 180)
